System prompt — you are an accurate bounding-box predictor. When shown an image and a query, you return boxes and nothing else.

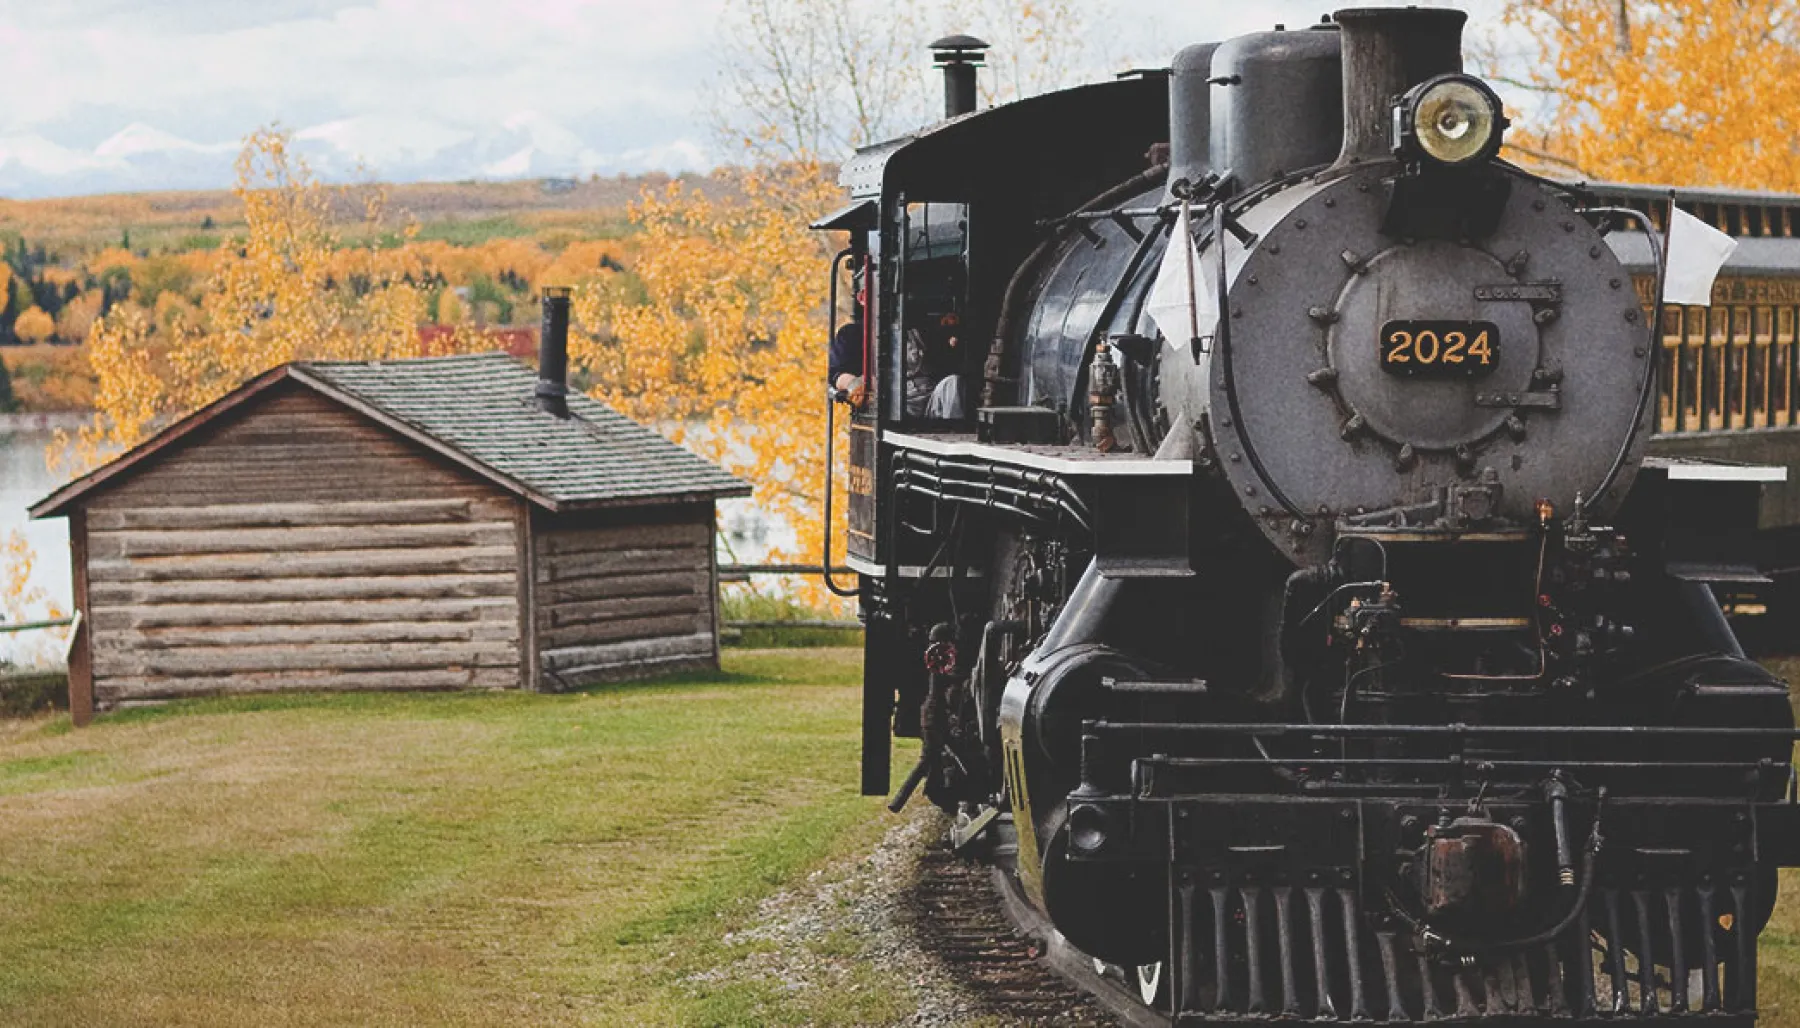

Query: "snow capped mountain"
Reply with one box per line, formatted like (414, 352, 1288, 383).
(93, 123, 233, 161)
(480, 147, 538, 179)
(295, 116, 475, 172)
(501, 110, 587, 158)
(0, 113, 711, 198)
(0, 135, 104, 178)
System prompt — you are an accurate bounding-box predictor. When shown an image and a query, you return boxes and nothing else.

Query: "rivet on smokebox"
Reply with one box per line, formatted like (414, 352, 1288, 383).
(1625, 309, 1640, 323)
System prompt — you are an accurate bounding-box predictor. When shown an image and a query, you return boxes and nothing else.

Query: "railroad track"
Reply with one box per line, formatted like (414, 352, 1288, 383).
(905, 836, 1165, 1027)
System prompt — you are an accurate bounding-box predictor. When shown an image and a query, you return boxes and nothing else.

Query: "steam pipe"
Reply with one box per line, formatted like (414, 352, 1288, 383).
(1039, 560, 1121, 653)
(1548, 777, 1576, 887)
(1576, 205, 1665, 509)
(985, 162, 1168, 407)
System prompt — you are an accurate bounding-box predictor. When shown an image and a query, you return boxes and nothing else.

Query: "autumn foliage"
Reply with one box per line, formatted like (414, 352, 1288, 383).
(68, 132, 422, 466)
(1499, 0, 1800, 190)
(1, 531, 67, 668)
(63, 131, 629, 471)
(571, 164, 845, 587)
(57, 130, 846, 602)
(12, 307, 52, 344)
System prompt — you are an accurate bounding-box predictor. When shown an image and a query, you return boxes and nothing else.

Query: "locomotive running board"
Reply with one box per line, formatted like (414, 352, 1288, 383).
(884, 431, 1194, 477)
(886, 431, 1196, 577)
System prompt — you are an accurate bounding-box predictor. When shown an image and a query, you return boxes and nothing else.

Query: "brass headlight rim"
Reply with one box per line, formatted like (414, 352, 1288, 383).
(1397, 73, 1508, 168)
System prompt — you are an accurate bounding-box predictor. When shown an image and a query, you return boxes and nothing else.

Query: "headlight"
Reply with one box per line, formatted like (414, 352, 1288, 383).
(1394, 74, 1507, 167)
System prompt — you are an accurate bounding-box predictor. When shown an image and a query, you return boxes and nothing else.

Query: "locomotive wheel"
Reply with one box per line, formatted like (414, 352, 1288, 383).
(1135, 962, 1166, 1006)
(1088, 958, 1167, 1006)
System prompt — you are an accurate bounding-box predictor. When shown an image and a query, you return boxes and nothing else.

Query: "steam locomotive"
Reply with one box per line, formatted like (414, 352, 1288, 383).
(814, 8, 1800, 1023)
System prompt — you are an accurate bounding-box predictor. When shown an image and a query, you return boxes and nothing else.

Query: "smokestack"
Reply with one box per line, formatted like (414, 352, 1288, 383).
(537, 286, 571, 418)
(931, 35, 990, 118)
(1332, 7, 1466, 168)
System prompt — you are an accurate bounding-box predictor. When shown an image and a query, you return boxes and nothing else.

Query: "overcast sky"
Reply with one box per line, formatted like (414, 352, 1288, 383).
(0, 0, 1503, 198)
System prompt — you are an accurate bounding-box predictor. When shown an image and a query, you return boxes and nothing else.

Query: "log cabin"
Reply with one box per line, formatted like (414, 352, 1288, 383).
(30, 339, 750, 725)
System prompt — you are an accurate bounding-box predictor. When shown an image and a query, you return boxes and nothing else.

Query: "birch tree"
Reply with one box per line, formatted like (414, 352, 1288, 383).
(714, 0, 1110, 161)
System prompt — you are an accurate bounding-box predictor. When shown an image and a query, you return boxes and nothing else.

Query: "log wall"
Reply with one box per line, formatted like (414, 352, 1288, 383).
(531, 503, 717, 688)
(85, 387, 523, 705)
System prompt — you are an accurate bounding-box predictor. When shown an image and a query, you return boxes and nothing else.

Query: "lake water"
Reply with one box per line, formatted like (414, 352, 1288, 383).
(0, 424, 76, 664)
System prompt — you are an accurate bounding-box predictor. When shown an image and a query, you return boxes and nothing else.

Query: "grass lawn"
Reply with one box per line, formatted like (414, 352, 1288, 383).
(1750, 659, 1800, 1025)
(5, 644, 1800, 1026)
(0, 648, 918, 1027)
(1764, 885, 1800, 1027)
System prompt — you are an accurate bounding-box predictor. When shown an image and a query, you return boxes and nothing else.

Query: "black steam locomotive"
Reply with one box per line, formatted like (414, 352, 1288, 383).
(815, 8, 1800, 1023)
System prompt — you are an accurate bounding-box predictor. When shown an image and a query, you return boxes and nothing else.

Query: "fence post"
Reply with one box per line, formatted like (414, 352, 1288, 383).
(69, 510, 92, 727)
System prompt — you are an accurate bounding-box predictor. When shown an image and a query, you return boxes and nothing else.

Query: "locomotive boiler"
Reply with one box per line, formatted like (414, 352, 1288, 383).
(815, 8, 1800, 1023)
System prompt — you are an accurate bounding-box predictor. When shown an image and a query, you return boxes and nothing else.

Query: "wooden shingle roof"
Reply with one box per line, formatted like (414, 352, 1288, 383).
(299, 353, 750, 508)
(31, 352, 751, 518)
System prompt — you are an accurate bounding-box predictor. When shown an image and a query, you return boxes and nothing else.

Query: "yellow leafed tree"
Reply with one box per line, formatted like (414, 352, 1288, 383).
(67, 128, 438, 472)
(1, 530, 68, 668)
(648, 0, 1111, 607)
(55, 290, 102, 344)
(1499, 0, 1800, 189)
(14, 306, 53, 343)
(571, 164, 846, 596)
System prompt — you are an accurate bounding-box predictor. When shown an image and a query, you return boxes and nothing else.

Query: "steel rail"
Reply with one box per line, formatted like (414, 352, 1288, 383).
(1089, 720, 1800, 738)
(1140, 756, 1787, 772)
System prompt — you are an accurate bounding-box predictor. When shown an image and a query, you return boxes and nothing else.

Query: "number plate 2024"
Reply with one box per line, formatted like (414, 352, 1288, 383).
(1379, 320, 1499, 379)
